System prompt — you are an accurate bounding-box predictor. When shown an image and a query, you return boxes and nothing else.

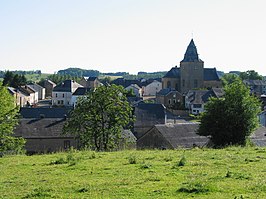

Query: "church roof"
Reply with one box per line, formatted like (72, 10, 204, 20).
(204, 68, 220, 81)
(181, 39, 203, 62)
(163, 67, 180, 78)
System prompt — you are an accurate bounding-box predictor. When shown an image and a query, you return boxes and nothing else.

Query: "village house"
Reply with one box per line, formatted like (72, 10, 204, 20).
(71, 87, 91, 107)
(14, 107, 77, 154)
(28, 83, 45, 100)
(125, 84, 142, 97)
(18, 85, 38, 106)
(8, 87, 27, 107)
(133, 103, 167, 138)
(142, 80, 162, 97)
(52, 80, 83, 106)
(137, 123, 209, 149)
(44, 79, 56, 98)
(156, 88, 183, 109)
(79, 76, 102, 89)
(243, 79, 266, 96)
(185, 88, 224, 115)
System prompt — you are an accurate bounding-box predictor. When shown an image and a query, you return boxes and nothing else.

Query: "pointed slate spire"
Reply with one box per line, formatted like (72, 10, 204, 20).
(181, 39, 201, 62)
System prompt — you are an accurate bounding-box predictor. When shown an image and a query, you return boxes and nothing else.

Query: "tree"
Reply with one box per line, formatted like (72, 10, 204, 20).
(63, 84, 134, 151)
(198, 79, 261, 146)
(3, 71, 27, 88)
(221, 73, 241, 86)
(239, 70, 262, 80)
(0, 83, 25, 156)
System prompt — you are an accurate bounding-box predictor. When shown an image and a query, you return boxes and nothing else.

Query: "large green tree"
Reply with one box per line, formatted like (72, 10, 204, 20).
(0, 83, 25, 156)
(239, 70, 262, 80)
(198, 79, 261, 146)
(63, 84, 134, 151)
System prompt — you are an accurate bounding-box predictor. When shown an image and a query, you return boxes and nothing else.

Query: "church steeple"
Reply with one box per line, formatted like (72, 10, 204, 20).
(181, 39, 201, 62)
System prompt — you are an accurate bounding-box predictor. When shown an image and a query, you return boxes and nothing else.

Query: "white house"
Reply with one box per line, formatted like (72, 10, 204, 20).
(125, 84, 142, 97)
(71, 87, 90, 107)
(28, 83, 45, 100)
(142, 80, 162, 96)
(18, 85, 38, 106)
(52, 80, 83, 106)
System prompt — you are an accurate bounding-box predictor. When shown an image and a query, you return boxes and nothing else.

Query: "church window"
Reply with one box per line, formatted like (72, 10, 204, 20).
(194, 80, 198, 88)
(182, 80, 185, 87)
(167, 81, 171, 88)
(175, 83, 178, 90)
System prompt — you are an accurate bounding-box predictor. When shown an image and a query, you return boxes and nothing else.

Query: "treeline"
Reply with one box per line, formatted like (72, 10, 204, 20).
(57, 68, 100, 77)
(0, 70, 41, 78)
(123, 71, 167, 80)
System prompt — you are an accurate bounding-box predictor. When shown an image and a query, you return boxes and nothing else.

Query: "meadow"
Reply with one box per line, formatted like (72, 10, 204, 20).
(0, 147, 265, 198)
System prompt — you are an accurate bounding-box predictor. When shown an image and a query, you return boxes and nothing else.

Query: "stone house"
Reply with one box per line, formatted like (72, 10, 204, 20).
(137, 123, 209, 149)
(28, 83, 45, 100)
(162, 39, 221, 94)
(133, 103, 166, 138)
(156, 88, 183, 109)
(44, 79, 56, 98)
(52, 80, 83, 106)
(79, 77, 102, 89)
(14, 107, 77, 153)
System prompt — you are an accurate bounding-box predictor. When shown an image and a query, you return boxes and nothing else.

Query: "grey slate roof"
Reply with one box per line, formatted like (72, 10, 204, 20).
(72, 87, 91, 96)
(163, 67, 180, 78)
(14, 119, 71, 138)
(204, 68, 220, 81)
(140, 123, 209, 148)
(53, 80, 82, 92)
(157, 88, 177, 96)
(187, 88, 224, 104)
(243, 80, 266, 86)
(20, 107, 72, 119)
(112, 78, 142, 88)
(135, 103, 166, 119)
(181, 39, 203, 62)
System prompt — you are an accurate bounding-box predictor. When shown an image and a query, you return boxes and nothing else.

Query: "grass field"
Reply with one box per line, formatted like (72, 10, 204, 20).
(25, 73, 51, 83)
(0, 147, 265, 198)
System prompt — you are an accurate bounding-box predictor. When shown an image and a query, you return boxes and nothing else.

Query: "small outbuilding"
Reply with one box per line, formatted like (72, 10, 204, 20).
(137, 123, 209, 149)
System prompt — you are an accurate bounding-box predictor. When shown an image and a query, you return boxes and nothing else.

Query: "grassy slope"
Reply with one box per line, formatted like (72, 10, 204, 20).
(0, 147, 265, 199)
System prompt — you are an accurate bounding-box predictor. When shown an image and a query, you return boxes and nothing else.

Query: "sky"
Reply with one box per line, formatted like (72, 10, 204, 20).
(1, 0, 266, 75)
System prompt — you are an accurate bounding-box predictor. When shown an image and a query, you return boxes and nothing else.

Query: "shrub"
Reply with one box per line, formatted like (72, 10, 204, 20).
(128, 154, 137, 164)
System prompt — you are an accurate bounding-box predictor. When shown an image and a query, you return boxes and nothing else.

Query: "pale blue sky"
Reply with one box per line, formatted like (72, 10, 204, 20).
(1, 0, 266, 75)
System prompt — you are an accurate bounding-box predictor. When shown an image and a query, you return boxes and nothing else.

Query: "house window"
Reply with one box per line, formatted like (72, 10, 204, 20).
(62, 94, 64, 97)
(194, 79, 198, 88)
(64, 140, 71, 149)
(56, 93, 57, 98)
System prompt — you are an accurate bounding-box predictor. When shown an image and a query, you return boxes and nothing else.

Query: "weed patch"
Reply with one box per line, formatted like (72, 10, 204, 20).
(177, 181, 210, 194)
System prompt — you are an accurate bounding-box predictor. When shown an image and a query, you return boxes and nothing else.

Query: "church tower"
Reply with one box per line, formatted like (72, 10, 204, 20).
(180, 39, 204, 93)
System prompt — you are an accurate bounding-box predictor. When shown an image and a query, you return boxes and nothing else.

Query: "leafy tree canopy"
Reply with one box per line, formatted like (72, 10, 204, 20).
(221, 73, 241, 86)
(3, 71, 27, 88)
(0, 83, 25, 156)
(239, 70, 263, 80)
(198, 79, 261, 147)
(63, 84, 134, 151)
